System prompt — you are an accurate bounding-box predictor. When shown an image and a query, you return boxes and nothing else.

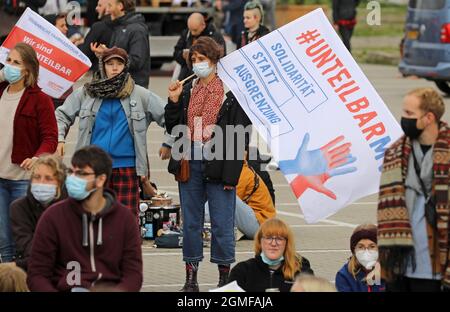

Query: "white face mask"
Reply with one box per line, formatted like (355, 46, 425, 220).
(192, 61, 214, 78)
(355, 250, 379, 270)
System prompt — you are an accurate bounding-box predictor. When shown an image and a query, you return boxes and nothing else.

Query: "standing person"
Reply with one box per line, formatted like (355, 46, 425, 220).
(0, 43, 58, 263)
(335, 224, 385, 292)
(238, 0, 270, 49)
(228, 218, 314, 292)
(10, 155, 66, 271)
(217, 0, 246, 47)
(27, 146, 143, 292)
(378, 88, 450, 292)
(56, 47, 168, 215)
(166, 36, 250, 292)
(332, 0, 360, 52)
(43, 13, 76, 109)
(91, 0, 151, 88)
(173, 12, 226, 81)
(78, 0, 113, 73)
(24, 0, 47, 13)
(205, 155, 276, 241)
(39, 0, 68, 16)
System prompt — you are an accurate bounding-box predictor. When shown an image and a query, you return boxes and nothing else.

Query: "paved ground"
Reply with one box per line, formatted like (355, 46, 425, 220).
(65, 64, 450, 292)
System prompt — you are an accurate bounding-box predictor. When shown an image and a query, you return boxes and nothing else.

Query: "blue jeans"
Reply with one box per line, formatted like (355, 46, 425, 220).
(234, 197, 260, 239)
(205, 197, 260, 240)
(0, 178, 29, 262)
(179, 144, 236, 264)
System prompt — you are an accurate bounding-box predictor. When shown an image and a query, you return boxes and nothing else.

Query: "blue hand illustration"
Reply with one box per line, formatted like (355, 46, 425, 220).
(279, 133, 356, 177)
(290, 155, 358, 200)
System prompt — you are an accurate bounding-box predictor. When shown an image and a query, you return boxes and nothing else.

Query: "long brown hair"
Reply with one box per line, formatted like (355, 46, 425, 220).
(254, 218, 300, 280)
(10, 43, 39, 87)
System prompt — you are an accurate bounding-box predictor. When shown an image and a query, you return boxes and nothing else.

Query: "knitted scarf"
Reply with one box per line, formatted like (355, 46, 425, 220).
(84, 58, 134, 99)
(377, 122, 450, 287)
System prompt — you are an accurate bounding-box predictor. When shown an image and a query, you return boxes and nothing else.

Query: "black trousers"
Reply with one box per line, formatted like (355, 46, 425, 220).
(338, 25, 354, 53)
(386, 276, 441, 292)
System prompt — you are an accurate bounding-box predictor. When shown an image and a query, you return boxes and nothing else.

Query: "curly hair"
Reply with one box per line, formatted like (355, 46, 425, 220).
(31, 154, 67, 199)
(407, 87, 445, 121)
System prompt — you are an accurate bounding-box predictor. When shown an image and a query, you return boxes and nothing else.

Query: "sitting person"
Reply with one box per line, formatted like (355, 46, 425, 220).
(10, 155, 66, 271)
(228, 218, 314, 292)
(205, 157, 276, 240)
(291, 274, 336, 292)
(27, 146, 143, 292)
(335, 224, 385, 292)
(0, 263, 29, 292)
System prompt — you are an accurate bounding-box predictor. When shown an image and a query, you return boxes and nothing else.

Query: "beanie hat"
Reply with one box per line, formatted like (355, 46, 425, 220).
(350, 227, 377, 254)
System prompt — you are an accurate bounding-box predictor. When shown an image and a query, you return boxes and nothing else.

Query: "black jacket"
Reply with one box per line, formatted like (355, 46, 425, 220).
(165, 80, 251, 186)
(238, 24, 271, 49)
(173, 21, 226, 81)
(79, 15, 114, 72)
(25, 0, 47, 12)
(9, 189, 65, 271)
(228, 255, 314, 292)
(109, 13, 150, 87)
(332, 0, 360, 22)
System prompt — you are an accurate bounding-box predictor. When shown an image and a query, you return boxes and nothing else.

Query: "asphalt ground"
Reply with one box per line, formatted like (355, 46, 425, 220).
(64, 63, 450, 292)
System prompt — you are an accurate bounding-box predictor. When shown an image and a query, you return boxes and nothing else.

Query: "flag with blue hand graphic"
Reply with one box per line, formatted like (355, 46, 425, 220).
(279, 133, 357, 200)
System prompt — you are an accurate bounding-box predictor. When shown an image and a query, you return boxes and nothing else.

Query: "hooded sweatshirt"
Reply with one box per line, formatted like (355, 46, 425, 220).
(27, 189, 143, 292)
(109, 13, 150, 87)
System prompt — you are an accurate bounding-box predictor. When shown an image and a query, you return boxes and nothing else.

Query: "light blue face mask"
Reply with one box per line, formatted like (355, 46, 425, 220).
(4, 63, 23, 84)
(261, 252, 285, 266)
(31, 183, 57, 205)
(65, 175, 96, 201)
(192, 61, 214, 78)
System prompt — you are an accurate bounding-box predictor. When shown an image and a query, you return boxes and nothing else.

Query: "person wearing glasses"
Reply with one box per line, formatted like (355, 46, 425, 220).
(27, 146, 143, 292)
(56, 47, 170, 215)
(228, 218, 314, 292)
(238, 0, 271, 49)
(9, 155, 66, 271)
(335, 224, 385, 292)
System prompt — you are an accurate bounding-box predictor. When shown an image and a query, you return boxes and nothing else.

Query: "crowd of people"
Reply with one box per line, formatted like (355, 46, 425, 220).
(0, 0, 448, 294)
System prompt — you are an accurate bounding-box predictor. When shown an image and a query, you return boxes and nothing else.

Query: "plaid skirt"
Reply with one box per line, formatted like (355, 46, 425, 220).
(108, 167, 139, 215)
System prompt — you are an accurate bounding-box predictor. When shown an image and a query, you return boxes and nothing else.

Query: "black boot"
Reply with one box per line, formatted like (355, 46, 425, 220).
(217, 264, 230, 287)
(180, 263, 199, 292)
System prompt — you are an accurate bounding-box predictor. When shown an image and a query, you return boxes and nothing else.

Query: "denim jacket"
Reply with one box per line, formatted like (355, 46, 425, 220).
(56, 85, 172, 177)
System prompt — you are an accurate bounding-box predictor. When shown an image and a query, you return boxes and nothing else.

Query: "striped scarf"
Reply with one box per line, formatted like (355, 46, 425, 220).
(377, 122, 450, 287)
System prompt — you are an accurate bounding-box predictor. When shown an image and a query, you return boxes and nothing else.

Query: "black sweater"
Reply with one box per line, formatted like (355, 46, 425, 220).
(165, 80, 251, 186)
(228, 255, 314, 292)
(9, 189, 65, 271)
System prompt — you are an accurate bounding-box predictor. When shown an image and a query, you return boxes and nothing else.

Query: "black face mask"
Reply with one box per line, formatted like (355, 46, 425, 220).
(400, 117, 424, 139)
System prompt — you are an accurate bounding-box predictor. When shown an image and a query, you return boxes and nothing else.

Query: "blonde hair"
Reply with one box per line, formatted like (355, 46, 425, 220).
(31, 154, 67, 199)
(291, 274, 336, 292)
(348, 223, 378, 279)
(11, 43, 39, 88)
(254, 218, 300, 280)
(0, 263, 29, 292)
(407, 87, 445, 121)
